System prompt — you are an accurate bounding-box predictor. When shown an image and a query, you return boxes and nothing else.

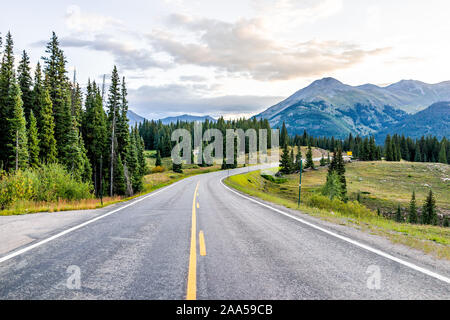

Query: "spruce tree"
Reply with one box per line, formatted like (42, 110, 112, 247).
(17, 50, 33, 121)
(43, 32, 72, 158)
(279, 143, 291, 175)
(295, 148, 303, 172)
(438, 141, 447, 164)
(28, 110, 40, 168)
(408, 191, 418, 224)
(38, 88, 57, 164)
(83, 81, 107, 193)
(385, 135, 393, 161)
(155, 150, 162, 167)
(113, 154, 126, 195)
(107, 66, 122, 196)
(116, 77, 130, 160)
(305, 144, 315, 169)
(320, 156, 326, 166)
(0, 32, 15, 169)
(336, 148, 347, 201)
(32, 63, 44, 127)
(395, 205, 403, 223)
(8, 83, 29, 170)
(422, 189, 437, 225)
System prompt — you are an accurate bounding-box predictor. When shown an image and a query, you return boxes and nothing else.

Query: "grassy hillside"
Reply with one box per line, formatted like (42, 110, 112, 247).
(225, 161, 450, 260)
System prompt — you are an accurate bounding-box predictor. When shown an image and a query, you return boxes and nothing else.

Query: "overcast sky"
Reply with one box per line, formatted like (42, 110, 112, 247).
(2, 0, 450, 119)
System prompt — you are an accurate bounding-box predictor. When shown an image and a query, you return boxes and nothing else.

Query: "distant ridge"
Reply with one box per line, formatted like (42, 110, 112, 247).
(159, 114, 216, 125)
(255, 77, 450, 139)
(128, 110, 146, 127)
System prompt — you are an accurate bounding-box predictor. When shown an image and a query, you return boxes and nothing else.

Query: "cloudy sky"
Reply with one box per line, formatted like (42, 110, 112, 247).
(2, 0, 450, 119)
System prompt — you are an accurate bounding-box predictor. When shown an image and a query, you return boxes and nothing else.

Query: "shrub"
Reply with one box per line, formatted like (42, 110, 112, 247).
(261, 174, 287, 184)
(306, 193, 376, 219)
(0, 164, 93, 210)
(151, 166, 165, 174)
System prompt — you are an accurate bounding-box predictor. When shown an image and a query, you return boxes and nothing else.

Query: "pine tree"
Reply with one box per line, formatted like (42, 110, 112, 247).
(414, 143, 422, 162)
(279, 143, 291, 175)
(83, 81, 107, 194)
(422, 189, 438, 225)
(17, 50, 33, 121)
(295, 148, 303, 172)
(113, 154, 126, 195)
(38, 88, 57, 164)
(438, 141, 447, 164)
(136, 129, 147, 177)
(320, 156, 326, 166)
(155, 150, 162, 167)
(305, 144, 315, 169)
(28, 110, 40, 168)
(408, 191, 418, 224)
(0, 32, 15, 169)
(444, 216, 449, 228)
(32, 63, 44, 127)
(43, 32, 72, 158)
(8, 83, 29, 170)
(395, 205, 403, 223)
(107, 66, 122, 196)
(116, 77, 130, 160)
(336, 148, 347, 201)
(385, 135, 393, 161)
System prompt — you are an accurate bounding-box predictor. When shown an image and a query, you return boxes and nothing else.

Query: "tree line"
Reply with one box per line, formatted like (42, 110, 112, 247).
(279, 122, 448, 164)
(138, 117, 273, 159)
(0, 31, 146, 198)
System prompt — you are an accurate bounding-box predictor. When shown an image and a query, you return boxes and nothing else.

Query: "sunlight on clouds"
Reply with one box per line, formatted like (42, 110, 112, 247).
(65, 5, 124, 32)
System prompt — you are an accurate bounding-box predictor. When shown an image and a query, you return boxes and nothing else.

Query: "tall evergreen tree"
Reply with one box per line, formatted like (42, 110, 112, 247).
(335, 148, 347, 201)
(305, 144, 315, 169)
(83, 81, 108, 193)
(28, 110, 40, 168)
(32, 63, 44, 127)
(0, 32, 15, 169)
(43, 32, 72, 158)
(395, 205, 403, 223)
(408, 191, 418, 224)
(107, 66, 122, 196)
(385, 135, 393, 161)
(295, 148, 303, 172)
(438, 141, 448, 164)
(155, 150, 162, 167)
(279, 143, 292, 174)
(422, 189, 438, 225)
(17, 50, 33, 121)
(38, 88, 57, 164)
(8, 83, 28, 170)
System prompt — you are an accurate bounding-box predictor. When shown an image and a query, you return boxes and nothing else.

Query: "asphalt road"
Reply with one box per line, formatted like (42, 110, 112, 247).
(0, 165, 449, 300)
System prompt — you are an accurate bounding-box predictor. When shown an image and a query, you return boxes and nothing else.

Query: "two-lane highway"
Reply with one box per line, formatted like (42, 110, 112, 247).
(0, 166, 449, 299)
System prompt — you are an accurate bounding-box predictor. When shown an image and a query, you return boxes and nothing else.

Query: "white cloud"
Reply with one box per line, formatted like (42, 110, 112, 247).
(65, 5, 124, 32)
(148, 14, 389, 81)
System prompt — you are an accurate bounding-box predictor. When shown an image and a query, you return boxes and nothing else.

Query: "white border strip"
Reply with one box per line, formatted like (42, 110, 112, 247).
(221, 177, 450, 285)
(0, 179, 185, 264)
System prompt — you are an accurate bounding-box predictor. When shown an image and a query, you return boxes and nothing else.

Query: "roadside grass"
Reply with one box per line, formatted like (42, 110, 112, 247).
(224, 164, 450, 260)
(0, 153, 222, 216)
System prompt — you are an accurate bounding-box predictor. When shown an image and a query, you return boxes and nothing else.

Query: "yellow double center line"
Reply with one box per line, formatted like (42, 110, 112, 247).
(186, 182, 200, 300)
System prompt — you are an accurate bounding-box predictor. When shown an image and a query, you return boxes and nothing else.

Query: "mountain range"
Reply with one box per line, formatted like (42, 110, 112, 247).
(127, 111, 217, 126)
(255, 78, 450, 141)
(159, 114, 216, 125)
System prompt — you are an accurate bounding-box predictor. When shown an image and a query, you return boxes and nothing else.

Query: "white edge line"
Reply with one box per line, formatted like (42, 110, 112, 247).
(220, 177, 450, 285)
(0, 179, 186, 264)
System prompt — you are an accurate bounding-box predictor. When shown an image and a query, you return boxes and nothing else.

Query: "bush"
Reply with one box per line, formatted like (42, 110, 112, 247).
(305, 193, 376, 219)
(151, 166, 165, 174)
(261, 174, 288, 184)
(0, 164, 93, 210)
